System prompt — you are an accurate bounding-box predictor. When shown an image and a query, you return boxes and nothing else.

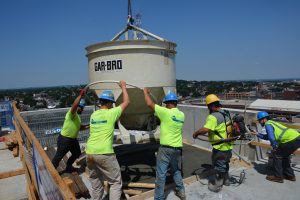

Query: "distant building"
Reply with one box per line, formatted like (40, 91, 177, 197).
(262, 94, 272, 99)
(283, 90, 300, 100)
(224, 91, 255, 100)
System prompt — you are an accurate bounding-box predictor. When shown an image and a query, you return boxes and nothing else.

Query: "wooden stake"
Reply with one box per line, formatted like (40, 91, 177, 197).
(126, 182, 155, 189)
(123, 189, 143, 196)
(0, 168, 25, 179)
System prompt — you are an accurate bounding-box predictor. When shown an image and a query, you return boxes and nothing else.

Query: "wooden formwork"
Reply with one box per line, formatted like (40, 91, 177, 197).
(12, 102, 76, 200)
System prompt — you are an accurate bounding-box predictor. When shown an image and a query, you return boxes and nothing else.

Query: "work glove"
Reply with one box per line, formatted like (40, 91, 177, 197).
(80, 89, 86, 96)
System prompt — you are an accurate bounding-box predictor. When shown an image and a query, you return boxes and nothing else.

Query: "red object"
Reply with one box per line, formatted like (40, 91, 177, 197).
(80, 89, 86, 96)
(0, 137, 5, 142)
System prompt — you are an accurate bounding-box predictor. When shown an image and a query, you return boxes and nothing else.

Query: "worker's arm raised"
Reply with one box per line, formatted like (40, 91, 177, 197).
(70, 89, 85, 114)
(143, 88, 155, 110)
(119, 80, 130, 111)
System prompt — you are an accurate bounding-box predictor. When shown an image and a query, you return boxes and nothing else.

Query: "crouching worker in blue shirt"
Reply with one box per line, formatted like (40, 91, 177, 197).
(252, 111, 300, 183)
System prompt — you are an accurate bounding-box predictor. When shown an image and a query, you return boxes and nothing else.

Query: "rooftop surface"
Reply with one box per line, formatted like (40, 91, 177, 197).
(1, 133, 300, 200)
(2, 104, 300, 200)
(0, 141, 27, 200)
(74, 142, 300, 200)
(249, 99, 300, 112)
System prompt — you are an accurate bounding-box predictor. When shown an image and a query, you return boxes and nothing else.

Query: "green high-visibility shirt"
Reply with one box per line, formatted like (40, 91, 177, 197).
(155, 104, 184, 148)
(204, 114, 233, 151)
(86, 106, 122, 154)
(61, 110, 81, 139)
(266, 120, 299, 144)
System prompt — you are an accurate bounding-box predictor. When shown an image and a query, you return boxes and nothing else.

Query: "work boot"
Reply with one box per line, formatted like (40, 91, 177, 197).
(266, 175, 284, 183)
(223, 172, 230, 186)
(284, 175, 296, 181)
(64, 165, 77, 173)
(174, 189, 186, 200)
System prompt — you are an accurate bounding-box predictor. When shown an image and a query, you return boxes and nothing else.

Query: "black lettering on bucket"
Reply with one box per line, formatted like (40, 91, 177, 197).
(94, 60, 123, 72)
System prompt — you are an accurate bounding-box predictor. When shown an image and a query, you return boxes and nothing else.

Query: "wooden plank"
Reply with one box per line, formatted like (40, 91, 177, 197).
(75, 155, 86, 166)
(70, 174, 82, 197)
(126, 182, 155, 189)
(15, 127, 39, 192)
(63, 176, 77, 196)
(281, 123, 300, 130)
(104, 180, 109, 194)
(29, 183, 38, 200)
(251, 120, 300, 130)
(12, 145, 19, 157)
(13, 120, 39, 196)
(0, 168, 25, 179)
(129, 175, 199, 200)
(250, 141, 300, 155)
(72, 172, 90, 197)
(12, 102, 76, 199)
(26, 184, 33, 200)
(123, 189, 143, 196)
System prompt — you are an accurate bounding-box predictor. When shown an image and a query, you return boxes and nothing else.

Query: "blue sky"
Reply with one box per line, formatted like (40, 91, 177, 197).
(0, 0, 299, 89)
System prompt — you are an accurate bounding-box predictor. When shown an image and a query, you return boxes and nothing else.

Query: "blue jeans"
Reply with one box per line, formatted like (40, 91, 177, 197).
(212, 148, 232, 174)
(154, 146, 185, 200)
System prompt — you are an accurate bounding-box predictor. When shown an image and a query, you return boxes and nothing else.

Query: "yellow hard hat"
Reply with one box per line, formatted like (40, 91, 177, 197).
(205, 94, 220, 105)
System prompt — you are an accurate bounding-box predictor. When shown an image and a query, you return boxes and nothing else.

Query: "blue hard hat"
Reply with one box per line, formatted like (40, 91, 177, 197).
(163, 92, 178, 103)
(257, 111, 269, 120)
(79, 99, 86, 108)
(99, 91, 115, 103)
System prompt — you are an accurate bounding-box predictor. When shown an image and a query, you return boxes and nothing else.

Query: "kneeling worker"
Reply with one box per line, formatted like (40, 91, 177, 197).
(252, 111, 300, 183)
(192, 94, 233, 192)
(144, 89, 186, 200)
(86, 80, 129, 200)
(52, 89, 90, 173)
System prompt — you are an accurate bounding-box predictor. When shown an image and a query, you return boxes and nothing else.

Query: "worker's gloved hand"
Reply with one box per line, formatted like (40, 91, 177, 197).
(80, 89, 86, 96)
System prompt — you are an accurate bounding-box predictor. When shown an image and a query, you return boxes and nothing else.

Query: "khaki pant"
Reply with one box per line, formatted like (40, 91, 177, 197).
(86, 154, 122, 200)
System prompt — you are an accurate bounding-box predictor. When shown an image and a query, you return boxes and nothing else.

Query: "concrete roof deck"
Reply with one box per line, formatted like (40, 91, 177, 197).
(74, 142, 300, 200)
(8, 104, 300, 199)
(0, 141, 27, 200)
(159, 161, 300, 200)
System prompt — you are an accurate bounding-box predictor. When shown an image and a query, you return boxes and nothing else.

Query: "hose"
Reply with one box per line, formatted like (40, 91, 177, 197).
(196, 135, 239, 143)
(83, 80, 142, 91)
(82, 80, 158, 104)
(195, 123, 255, 145)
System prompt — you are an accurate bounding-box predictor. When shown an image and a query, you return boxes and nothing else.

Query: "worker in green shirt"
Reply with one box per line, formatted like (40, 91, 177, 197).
(193, 94, 233, 192)
(144, 88, 186, 200)
(86, 80, 129, 200)
(52, 89, 90, 173)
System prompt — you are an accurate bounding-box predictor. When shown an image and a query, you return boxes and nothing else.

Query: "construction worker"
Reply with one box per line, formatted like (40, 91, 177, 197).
(252, 111, 300, 183)
(143, 89, 186, 200)
(192, 94, 233, 192)
(52, 89, 90, 173)
(86, 80, 129, 200)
